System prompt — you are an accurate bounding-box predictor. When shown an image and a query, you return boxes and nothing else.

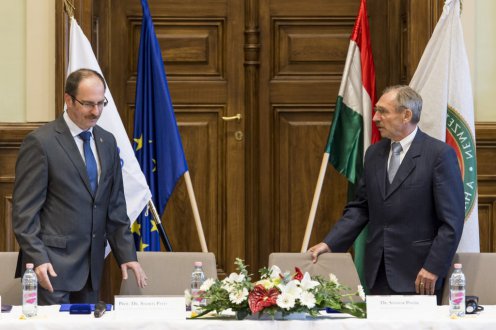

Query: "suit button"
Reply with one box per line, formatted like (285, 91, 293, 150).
(92, 234, 96, 238)
(93, 204, 97, 209)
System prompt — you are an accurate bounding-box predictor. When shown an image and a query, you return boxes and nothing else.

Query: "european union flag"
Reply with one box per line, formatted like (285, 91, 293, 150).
(132, 0, 188, 251)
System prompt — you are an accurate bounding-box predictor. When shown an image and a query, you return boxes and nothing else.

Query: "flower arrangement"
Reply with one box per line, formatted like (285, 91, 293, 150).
(188, 258, 366, 320)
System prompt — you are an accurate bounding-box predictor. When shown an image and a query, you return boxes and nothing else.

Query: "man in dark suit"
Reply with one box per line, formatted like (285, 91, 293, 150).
(309, 85, 464, 300)
(13, 68, 147, 304)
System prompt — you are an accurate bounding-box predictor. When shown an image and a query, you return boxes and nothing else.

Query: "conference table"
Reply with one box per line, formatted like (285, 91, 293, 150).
(0, 305, 494, 329)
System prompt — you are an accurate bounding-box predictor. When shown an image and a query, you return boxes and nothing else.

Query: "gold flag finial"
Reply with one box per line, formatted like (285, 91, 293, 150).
(63, 0, 75, 18)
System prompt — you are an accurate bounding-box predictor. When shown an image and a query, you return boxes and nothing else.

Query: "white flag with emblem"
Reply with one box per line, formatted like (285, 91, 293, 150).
(410, 0, 479, 252)
(68, 17, 152, 223)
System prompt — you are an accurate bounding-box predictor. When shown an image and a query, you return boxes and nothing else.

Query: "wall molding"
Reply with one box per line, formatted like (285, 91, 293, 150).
(0, 123, 44, 148)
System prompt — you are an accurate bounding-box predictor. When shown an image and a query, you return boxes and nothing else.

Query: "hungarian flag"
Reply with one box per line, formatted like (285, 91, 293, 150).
(326, 0, 380, 288)
(410, 0, 479, 252)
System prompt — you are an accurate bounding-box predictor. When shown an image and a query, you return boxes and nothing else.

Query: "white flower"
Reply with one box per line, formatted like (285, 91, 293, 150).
(279, 280, 302, 298)
(227, 272, 246, 283)
(221, 273, 246, 295)
(221, 281, 236, 294)
(184, 289, 192, 305)
(329, 273, 339, 285)
(229, 288, 249, 304)
(357, 285, 366, 300)
(200, 278, 215, 291)
(276, 292, 296, 310)
(299, 291, 316, 308)
(300, 272, 319, 291)
(269, 265, 282, 279)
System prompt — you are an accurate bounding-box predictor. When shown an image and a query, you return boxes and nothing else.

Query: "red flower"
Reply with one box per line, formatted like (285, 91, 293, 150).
(248, 284, 279, 314)
(293, 267, 303, 281)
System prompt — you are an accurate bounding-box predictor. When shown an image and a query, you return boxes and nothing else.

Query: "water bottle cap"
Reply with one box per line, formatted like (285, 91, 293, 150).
(26, 263, 34, 269)
(454, 263, 462, 269)
(194, 261, 203, 267)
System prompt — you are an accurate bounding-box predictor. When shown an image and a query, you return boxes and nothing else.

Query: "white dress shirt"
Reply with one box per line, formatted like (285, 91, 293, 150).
(63, 111, 101, 181)
(387, 126, 418, 169)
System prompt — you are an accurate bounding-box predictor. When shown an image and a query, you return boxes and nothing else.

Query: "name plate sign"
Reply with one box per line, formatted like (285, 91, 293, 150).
(366, 295, 437, 320)
(114, 296, 186, 319)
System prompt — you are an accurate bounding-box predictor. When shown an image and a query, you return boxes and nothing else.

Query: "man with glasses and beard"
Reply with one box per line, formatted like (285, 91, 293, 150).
(13, 68, 147, 305)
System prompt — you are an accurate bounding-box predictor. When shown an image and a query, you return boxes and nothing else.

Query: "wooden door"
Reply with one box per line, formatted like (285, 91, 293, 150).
(94, 0, 245, 279)
(253, 0, 361, 272)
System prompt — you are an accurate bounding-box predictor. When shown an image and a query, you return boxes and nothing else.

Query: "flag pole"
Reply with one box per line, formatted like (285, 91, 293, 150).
(301, 153, 330, 252)
(148, 200, 173, 252)
(184, 171, 208, 252)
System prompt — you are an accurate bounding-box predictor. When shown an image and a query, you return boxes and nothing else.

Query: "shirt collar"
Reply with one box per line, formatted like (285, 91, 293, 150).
(392, 126, 418, 151)
(63, 111, 94, 138)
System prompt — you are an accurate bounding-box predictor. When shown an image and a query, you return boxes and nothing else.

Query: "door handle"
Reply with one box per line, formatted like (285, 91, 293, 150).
(221, 114, 242, 121)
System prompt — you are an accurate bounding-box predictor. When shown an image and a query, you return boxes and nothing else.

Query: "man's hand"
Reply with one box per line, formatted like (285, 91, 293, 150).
(121, 261, 148, 288)
(34, 263, 57, 292)
(308, 242, 331, 263)
(415, 268, 438, 295)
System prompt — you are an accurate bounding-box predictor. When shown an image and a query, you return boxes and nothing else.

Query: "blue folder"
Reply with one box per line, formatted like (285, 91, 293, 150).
(59, 304, 112, 312)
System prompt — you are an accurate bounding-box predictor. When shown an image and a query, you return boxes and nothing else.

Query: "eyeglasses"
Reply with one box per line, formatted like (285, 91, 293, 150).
(70, 95, 108, 110)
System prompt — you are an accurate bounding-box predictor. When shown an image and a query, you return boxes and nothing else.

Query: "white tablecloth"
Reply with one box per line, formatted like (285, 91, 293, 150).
(0, 305, 494, 329)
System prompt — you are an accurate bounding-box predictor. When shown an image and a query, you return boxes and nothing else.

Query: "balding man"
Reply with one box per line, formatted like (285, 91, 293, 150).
(309, 85, 464, 303)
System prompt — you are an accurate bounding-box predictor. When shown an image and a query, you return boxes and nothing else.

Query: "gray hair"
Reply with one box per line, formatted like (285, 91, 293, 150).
(383, 85, 422, 124)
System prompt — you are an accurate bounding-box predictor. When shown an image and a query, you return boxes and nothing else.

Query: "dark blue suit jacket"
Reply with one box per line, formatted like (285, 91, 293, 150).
(324, 129, 464, 292)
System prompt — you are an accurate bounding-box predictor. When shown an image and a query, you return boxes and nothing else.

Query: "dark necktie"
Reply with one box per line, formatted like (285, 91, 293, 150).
(79, 131, 98, 193)
(388, 142, 403, 183)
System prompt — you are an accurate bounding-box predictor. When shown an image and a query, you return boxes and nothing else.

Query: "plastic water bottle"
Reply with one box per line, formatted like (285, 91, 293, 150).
(190, 261, 206, 314)
(449, 263, 465, 318)
(22, 263, 38, 317)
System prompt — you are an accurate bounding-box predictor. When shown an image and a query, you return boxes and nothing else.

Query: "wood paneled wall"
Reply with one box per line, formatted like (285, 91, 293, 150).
(1, 0, 495, 303)
(475, 123, 496, 252)
(0, 124, 41, 252)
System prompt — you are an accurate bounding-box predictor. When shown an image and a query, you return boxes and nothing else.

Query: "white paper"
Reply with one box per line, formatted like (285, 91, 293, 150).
(114, 295, 186, 320)
(366, 295, 437, 320)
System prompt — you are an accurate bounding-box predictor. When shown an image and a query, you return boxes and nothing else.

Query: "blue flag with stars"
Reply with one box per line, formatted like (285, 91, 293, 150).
(132, 0, 188, 251)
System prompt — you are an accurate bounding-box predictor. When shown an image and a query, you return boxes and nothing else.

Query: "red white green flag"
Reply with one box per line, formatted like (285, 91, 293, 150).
(410, 0, 479, 252)
(326, 0, 380, 288)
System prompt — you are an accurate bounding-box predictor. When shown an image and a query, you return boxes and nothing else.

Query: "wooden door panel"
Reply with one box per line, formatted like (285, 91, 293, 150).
(477, 202, 494, 252)
(273, 20, 353, 78)
(129, 19, 225, 78)
(269, 0, 359, 16)
(165, 110, 222, 254)
(0, 125, 36, 252)
(275, 108, 348, 252)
